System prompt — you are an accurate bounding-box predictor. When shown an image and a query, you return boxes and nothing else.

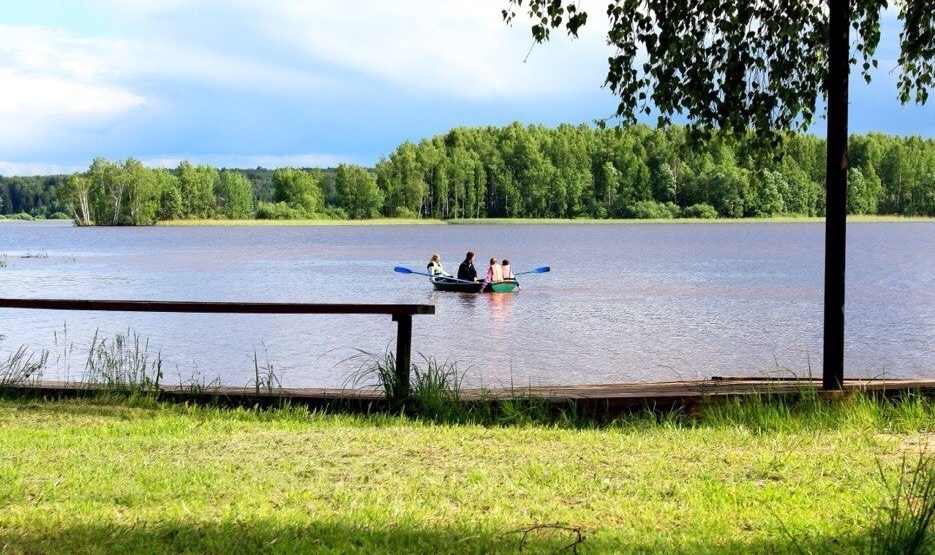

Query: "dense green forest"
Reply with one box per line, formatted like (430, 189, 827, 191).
(2, 124, 934, 225)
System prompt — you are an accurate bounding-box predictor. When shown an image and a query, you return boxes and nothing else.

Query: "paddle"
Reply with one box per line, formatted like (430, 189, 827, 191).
(394, 266, 477, 284)
(513, 266, 550, 277)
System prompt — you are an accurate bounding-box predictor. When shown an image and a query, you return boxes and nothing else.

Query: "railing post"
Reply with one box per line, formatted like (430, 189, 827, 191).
(392, 314, 412, 403)
(823, 0, 849, 391)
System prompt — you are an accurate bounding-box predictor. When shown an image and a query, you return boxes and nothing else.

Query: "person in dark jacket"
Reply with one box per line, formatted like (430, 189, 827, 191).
(457, 251, 478, 282)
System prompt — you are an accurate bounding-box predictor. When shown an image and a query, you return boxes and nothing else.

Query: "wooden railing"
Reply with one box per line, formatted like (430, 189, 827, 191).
(0, 298, 435, 402)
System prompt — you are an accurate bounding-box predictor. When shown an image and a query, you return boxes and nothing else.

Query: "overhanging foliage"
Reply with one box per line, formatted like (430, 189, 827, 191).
(504, 0, 933, 140)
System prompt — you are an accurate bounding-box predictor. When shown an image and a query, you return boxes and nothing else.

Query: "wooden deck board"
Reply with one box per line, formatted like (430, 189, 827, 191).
(14, 378, 935, 416)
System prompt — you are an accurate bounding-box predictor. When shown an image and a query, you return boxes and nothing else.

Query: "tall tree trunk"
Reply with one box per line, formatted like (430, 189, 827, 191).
(823, 0, 849, 390)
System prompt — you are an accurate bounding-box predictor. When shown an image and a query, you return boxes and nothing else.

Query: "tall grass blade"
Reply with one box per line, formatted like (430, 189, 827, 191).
(0, 345, 48, 390)
(251, 345, 281, 395)
(83, 328, 163, 395)
(869, 453, 935, 555)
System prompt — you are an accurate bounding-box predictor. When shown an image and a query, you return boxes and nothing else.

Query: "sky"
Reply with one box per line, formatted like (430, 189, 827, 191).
(1, 0, 933, 176)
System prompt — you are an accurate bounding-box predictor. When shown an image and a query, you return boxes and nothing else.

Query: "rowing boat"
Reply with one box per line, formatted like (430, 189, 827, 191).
(430, 276, 518, 293)
(393, 264, 547, 292)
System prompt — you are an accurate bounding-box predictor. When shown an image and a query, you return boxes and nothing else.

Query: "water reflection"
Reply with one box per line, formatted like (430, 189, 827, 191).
(454, 292, 479, 310)
(486, 292, 514, 323)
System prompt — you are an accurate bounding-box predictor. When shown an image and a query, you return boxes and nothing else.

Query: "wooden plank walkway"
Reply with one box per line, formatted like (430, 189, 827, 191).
(11, 298, 922, 414)
(16, 377, 935, 417)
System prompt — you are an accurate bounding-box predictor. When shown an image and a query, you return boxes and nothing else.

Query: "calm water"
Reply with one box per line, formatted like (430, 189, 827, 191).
(1, 220, 933, 388)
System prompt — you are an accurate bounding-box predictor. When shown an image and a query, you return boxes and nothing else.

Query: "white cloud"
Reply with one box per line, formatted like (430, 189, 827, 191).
(0, 25, 147, 149)
(233, 0, 612, 99)
(0, 68, 146, 119)
(0, 17, 346, 155)
(2, 1, 614, 117)
(71, 0, 611, 100)
(0, 1, 617, 172)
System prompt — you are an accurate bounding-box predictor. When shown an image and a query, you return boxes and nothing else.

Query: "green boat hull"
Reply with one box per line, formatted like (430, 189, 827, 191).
(430, 277, 518, 293)
(488, 281, 518, 293)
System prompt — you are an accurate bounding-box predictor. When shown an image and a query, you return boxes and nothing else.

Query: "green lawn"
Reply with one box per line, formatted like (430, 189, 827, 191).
(0, 395, 931, 554)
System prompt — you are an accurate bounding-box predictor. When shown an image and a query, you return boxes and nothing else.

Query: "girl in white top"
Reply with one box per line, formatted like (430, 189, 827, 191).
(501, 259, 514, 279)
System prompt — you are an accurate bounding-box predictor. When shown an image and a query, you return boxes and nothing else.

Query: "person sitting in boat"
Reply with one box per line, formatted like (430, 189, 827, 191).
(501, 258, 520, 289)
(426, 253, 451, 277)
(457, 251, 478, 282)
(501, 259, 515, 280)
(482, 257, 503, 289)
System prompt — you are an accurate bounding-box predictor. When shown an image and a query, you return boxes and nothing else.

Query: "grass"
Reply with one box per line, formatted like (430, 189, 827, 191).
(868, 452, 935, 554)
(344, 349, 569, 425)
(251, 344, 281, 395)
(1, 394, 935, 553)
(0, 345, 47, 390)
(82, 329, 163, 395)
(5, 336, 935, 552)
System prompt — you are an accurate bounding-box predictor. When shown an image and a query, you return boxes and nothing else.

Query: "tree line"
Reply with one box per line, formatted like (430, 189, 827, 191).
(2, 124, 934, 224)
(379, 123, 935, 220)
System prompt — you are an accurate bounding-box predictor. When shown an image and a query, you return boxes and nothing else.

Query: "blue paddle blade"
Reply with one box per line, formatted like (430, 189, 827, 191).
(513, 266, 550, 276)
(394, 266, 413, 274)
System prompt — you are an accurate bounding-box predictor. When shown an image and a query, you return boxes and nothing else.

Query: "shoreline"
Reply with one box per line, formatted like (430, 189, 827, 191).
(5, 215, 932, 227)
(153, 214, 934, 226)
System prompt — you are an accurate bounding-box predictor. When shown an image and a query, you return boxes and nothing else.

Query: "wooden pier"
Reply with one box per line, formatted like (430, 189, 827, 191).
(0, 297, 434, 403)
(4, 297, 934, 417)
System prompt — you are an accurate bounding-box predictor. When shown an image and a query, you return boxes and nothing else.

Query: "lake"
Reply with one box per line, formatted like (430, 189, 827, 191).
(0, 220, 933, 389)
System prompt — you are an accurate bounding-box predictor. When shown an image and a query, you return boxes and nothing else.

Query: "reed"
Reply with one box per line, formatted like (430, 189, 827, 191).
(0, 344, 47, 390)
(410, 354, 465, 422)
(344, 349, 470, 418)
(867, 452, 935, 554)
(178, 369, 223, 396)
(82, 329, 163, 395)
(343, 349, 595, 426)
(251, 345, 281, 395)
(343, 347, 402, 402)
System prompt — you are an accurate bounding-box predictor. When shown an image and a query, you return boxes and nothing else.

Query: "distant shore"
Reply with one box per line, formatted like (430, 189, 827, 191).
(5, 214, 930, 226)
(154, 217, 444, 226)
(152, 214, 935, 226)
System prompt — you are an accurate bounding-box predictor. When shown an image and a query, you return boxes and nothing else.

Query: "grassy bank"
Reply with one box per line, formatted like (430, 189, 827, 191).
(153, 215, 933, 227)
(2, 393, 935, 554)
(446, 215, 935, 225)
(155, 217, 445, 226)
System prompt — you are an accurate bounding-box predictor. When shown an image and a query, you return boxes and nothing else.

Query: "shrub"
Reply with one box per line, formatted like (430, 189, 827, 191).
(681, 203, 719, 219)
(394, 206, 420, 219)
(304, 207, 349, 221)
(255, 201, 306, 220)
(628, 200, 679, 219)
(322, 206, 348, 220)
